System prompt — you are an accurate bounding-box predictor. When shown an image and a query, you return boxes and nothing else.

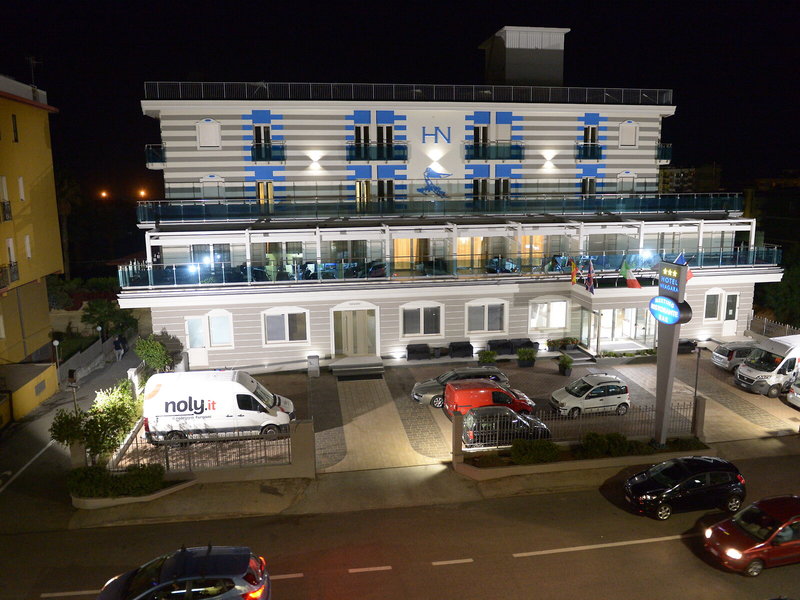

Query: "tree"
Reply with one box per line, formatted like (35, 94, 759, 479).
(762, 245, 800, 326)
(54, 169, 86, 280)
(80, 299, 137, 337)
(134, 335, 172, 372)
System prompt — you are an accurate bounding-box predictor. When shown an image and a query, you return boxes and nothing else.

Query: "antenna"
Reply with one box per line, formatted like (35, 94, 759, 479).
(26, 56, 42, 88)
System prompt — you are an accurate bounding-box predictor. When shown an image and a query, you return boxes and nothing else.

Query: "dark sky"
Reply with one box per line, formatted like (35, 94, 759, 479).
(2, 1, 798, 199)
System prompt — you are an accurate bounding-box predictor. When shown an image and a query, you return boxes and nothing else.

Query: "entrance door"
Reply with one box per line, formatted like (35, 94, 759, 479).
(185, 317, 209, 367)
(722, 294, 739, 336)
(333, 309, 377, 356)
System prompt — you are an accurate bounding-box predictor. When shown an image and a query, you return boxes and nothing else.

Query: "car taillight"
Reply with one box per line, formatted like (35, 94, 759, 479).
(143, 417, 150, 432)
(243, 584, 265, 599)
(736, 473, 746, 485)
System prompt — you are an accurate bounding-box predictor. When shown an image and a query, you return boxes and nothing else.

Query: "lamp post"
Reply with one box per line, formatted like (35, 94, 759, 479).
(52, 339, 60, 370)
(96, 325, 103, 342)
(692, 342, 705, 438)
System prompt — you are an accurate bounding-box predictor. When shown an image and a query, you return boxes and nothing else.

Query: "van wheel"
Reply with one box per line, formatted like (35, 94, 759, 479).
(431, 395, 444, 409)
(165, 431, 188, 447)
(767, 384, 781, 398)
(260, 425, 280, 440)
(568, 407, 581, 419)
(615, 403, 629, 416)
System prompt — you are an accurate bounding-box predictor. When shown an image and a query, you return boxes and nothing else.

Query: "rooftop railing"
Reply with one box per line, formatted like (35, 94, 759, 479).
(119, 247, 781, 290)
(144, 82, 673, 105)
(137, 192, 743, 224)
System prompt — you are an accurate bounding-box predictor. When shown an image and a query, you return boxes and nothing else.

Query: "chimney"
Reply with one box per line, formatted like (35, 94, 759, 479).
(480, 26, 570, 86)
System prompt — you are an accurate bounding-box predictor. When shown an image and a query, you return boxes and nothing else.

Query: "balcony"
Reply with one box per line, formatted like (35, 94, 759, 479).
(145, 144, 166, 169)
(464, 142, 524, 161)
(0, 201, 11, 221)
(656, 143, 673, 163)
(136, 192, 744, 224)
(575, 143, 602, 161)
(144, 82, 673, 105)
(251, 142, 286, 162)
(0, 262, 19, 289)
(119, 246, 781, 290)
(346, 142, 408, 161)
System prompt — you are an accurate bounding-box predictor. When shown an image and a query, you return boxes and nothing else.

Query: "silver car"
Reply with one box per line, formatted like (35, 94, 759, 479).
(711, 341, 756, 373)
(412, 366, 509, 408)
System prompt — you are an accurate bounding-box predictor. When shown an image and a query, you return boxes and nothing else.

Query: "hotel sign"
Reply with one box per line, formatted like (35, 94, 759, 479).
(650, 261, 692, 326)
(649, 296, 692, 325)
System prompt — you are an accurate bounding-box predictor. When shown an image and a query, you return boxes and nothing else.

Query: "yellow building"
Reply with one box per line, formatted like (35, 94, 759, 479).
(0, 74, 63, 424)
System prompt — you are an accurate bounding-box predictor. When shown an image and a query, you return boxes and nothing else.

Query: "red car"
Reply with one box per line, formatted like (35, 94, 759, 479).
(704, 495, 800, 576)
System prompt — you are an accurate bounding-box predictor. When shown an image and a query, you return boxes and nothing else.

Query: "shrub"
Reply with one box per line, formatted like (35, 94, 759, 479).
(50, 409, 88, 446)
(576, 432, 609, 458)
(665, 437, 707, 451)
(516, 347, 538, 361)
(510, 439, 561, 464)
(135, 335, 172, 372)
(477, 349, 497, 364)
(558, 354, 574, 368)
(67, 464, 166, 498)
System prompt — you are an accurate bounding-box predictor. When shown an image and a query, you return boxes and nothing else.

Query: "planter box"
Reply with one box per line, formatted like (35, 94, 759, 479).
(71, 478, 197, 510)
(454, 447, 716, 481)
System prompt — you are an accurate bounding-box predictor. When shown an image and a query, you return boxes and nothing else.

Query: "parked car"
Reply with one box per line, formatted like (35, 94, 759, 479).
(463, 405, 550, 447)
(444, 379, 535, 416)
(704, 495, 800, 577)
(787, 380, 800, 410)
(624, 456, 746, 520)
(549, 373, 630, 418)
(711, 341, 756, 374)
(412, 366, 509, 408)
(97, 545, 270, 599)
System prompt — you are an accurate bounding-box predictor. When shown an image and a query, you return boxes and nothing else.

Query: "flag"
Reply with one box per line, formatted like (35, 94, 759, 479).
(570, 259, 578, 285)
(585, 260, 595, 294)
(620, 260, 642, 289)
(674, 252, 694, 280)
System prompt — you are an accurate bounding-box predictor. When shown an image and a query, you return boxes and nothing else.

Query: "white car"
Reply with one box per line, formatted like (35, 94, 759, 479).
(787, 381, 800, 410)
(550, 373, 630, 418)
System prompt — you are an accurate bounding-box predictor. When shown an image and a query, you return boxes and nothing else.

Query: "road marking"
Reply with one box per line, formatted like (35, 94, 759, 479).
(272, 573, 304, 580)
(348, 566, 392, 573)
(0, 440, 55, 494)
(513, 533, 698, 558)
(432, 558, 474, 566)
(40, 591, 99, 598)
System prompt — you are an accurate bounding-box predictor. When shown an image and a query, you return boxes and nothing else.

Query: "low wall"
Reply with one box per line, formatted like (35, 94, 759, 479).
(71, 479, 198, 510)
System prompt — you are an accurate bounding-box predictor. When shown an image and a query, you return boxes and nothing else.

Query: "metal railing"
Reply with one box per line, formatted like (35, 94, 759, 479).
(0, 201, 11, 221)
(748, 315, 800, 338)
(118, 247, 782, 289)
(656, 143, 673, 161)
(251, 142, 286, 162)
(144, 82, 674, 105)
(145, 144, 166, 164)
(464, 141, 524, 161)
(345, 142, 408, 161)
(575, 142, 602, 160)
(462, 402, 694, 449)
(109, 419, 293, 473)
(136, 192, 744, 224)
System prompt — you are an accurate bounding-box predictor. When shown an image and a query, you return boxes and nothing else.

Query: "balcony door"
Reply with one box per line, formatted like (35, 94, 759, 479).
(332, 303, 377, 357)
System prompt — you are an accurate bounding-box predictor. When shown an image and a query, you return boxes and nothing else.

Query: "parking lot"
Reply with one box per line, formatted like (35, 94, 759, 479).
(253, 351, 800, 473)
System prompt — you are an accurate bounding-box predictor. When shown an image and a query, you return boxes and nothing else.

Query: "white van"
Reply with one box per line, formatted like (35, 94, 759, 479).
(735, 335, 800, 398)
(143, 370, 296, 443)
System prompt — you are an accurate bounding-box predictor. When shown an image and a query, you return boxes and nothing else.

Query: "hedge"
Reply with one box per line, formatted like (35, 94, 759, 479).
(66, 464, 166, 498)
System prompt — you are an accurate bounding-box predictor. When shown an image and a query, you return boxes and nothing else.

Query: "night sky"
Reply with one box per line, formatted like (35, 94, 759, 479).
(1, 1, 797, 270)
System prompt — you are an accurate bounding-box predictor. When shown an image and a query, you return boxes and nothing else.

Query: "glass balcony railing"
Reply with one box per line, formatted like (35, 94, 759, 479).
(119, 247, 781, 289)
(136, 192, 744, 223)
(464, 142, 524, 161)
(0, 201, 11, 222)
(345, 143, 408, 161)
(656, 143, 672, 162)
(575, 143, 602, 160)
(145, 144, 166, 164)
(251, 142, 286, 162)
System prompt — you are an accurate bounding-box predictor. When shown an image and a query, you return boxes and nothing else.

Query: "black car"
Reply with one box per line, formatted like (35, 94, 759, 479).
(462, 405, 550, 447)
(624, 456, 746, 520)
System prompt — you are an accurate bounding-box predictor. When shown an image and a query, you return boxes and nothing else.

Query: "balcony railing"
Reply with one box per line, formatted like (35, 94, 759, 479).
(345, 142, 408, 161)
(656, 143, 673, 162)
(464, 142, 524, 161)
(1, 201, 12, 222)
(575, 142, 602, 160)
(251, 142, 286, 162)
(145, 144, 166, 164)
(137, 192, 743, 224)
(119, 247, 781, 290)
(144, 82, 673, 105)
(0, 262, 18, 288)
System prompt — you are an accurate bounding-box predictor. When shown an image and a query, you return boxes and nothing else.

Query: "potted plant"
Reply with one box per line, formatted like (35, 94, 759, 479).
(477, 349, 497, 364)
(564, 337, 579, 350)
(516, 346, 537, 368)
(546, 338, 557, 352)
(558, 354, 574, 376)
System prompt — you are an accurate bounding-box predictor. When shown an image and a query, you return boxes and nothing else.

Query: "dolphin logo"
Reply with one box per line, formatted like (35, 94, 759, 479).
(417, 167, 451, 198)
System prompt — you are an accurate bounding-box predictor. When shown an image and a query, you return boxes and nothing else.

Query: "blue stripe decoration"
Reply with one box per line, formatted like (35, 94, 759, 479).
(395, 184, 408, 190)
(243, 110, 283, 124)
(495, 111, 523, 125)
(272, 135, 284, 141)
(510, 182, 522, 189)
(495, 164, 522, 178)
(346, 165, 372, 180)
(346, 110, 371, 125)
(578, 112, 608, 126)
(465, 164, 490, 179)
(345, 135, 355, 141)
(377, 165, 408, 179)
(376, 110, 394, 125)
(576, 164, 605, 179)
(344, 125, 355, 131)
(394, 125, 407, 130)
(245, 166, 286, 181)
(395, 135, 407, 141)
(274, 185, 287, 191)
(241, 124, 253, 130)
(242, 135, 254, 141)
(466, 111, 491, 125)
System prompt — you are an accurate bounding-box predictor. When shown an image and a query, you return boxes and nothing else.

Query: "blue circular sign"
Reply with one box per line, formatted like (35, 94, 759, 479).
(649, 296, 681, 325)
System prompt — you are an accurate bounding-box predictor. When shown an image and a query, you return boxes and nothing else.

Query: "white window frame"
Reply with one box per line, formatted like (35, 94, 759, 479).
(618, 120, 639, 148)
(195, 118, 221, 149)
(24, 234, 31, 259)
(704, 288, 724, 322)
(207, 309, 233, 347)
(17, 176, 24, 201)
(400, 301, 444, 339)
(528, 298, 569, 331)
(261, 307, 310, 345)
(0, 315, 5, 339)
(465, 298, 508, 334)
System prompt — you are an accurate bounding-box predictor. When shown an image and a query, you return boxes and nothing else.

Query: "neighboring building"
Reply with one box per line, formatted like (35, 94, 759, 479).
(119, 27, 782, 372)
(0, 74, 63, 420)
(658, 163, 722, 193)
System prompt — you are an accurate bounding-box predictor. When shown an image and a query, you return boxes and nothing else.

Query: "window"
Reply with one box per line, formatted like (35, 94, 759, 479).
(17, 176, 24, 201)
(354, 125, 370, 146)
(237, 394, 261, 412)
(24, 235, 31, 259)
(11, 114, 18, 143)
(263, 308, 308, 343)
(195, 118, 221, 148)
(709, 471, 732, 486)
(583, 125, 598, 144)
(253, 125, 271, 145)
(401, 302, 442, 337)
(581, 177, 596, 194)
(618, 121, 639, 148)
(725, 294, 738, 321)
(466, 299, 507, 333)
(377, 179, 394, 200)
(187, 578, 236, 599)
(473, 125, 488, 146)
(186, 317, 206, 349)
(704, 292, 721, 320)
(0, 315, 5, 339)
(530, 300, 567, 329)
(0, 176, 7, 202)
(208, 311, 233, 346)
(492, 391, 511, 404)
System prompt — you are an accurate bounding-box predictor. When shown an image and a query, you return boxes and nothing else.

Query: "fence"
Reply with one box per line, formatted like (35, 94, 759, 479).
(748, 315, 800, 339)
(461, 402, 694, 450)
(109, 419, 293, 474)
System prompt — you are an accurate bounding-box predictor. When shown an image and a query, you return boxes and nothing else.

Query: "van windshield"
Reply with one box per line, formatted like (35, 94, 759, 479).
(252, 383, 277, 409)
(744, 348, 785, 373)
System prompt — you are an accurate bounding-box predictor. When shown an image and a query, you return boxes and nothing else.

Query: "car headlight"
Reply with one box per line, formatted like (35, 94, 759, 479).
(704, 528, 713, 539)
(724, 548, 743, 560)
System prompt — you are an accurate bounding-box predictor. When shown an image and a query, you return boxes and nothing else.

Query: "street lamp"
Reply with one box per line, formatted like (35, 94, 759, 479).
(96, 325, 102, 342)
(52, 339, 60, 370)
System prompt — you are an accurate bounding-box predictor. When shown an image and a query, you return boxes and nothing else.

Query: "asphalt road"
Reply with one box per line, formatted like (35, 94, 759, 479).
(3, 453, 798, 600)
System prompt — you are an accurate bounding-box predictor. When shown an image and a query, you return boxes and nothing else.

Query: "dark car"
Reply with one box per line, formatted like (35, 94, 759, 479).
(97, 546, 270, 600)
(463, 405, 550, 447)
(704, 495, 800, 577)
(624, 456, 746, 520)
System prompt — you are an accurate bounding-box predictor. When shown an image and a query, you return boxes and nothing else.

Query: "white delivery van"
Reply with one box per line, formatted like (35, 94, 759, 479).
(143, 370, 296, 443)
(735, 335, 800, 398)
